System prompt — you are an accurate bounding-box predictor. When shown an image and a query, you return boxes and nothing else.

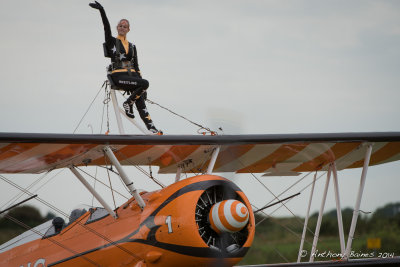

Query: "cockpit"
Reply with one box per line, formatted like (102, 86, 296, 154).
(0, 205, 110, 253)
(43, 205, 110, 238)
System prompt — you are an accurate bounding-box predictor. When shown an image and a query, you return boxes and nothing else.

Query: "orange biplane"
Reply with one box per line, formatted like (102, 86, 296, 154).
(1, 132, 400, 266)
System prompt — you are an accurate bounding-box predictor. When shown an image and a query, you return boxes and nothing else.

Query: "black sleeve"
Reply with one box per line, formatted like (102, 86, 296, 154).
(133, 45, 141, 76)
(99, 8, 113, 47)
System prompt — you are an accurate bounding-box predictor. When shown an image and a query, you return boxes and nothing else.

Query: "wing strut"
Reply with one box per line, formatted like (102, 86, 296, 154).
(110, 88, 153, 135)
(297, 171, 317, 262)
(310, 167, 331, 262)
(332, 162, 346, 255)
(104, 146, 146, 210)
(206, 146, 221, 174)
(110, 89, 126, 134)
(344, 144, 373, 259)
(175, 166, 182, 182)
(69, 166, 117, 219)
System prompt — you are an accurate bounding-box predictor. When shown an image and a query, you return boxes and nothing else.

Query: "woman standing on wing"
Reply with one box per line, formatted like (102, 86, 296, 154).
(89, 1, 159, 134)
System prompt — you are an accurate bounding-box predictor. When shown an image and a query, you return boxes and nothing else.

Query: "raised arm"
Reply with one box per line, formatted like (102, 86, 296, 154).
(89, 1, 113, 46)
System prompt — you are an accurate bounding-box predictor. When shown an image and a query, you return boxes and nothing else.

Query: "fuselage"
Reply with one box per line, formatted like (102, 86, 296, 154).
(0, 175, 254, 267)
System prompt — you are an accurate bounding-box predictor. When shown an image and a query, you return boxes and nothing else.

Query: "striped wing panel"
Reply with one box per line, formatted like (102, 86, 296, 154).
(0, 133, 400, 174)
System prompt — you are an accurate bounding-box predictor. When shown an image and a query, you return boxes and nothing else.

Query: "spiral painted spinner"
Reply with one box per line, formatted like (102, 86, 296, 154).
(209, 199, 249, 234)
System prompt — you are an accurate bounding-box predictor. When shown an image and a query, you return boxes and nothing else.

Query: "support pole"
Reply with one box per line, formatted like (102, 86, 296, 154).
(175, 166, 182, 183)
(69, 166, 117, 219)
(297, 171, 317, 262)
(117, 106, 153, 135)
(310, 168, 331, 262)
(206, 146, 220, 174)
(104, 146, 146, 210)
(110, 89, 125, 134)
(332, 162, 346, 255)
(344, 144, 373, 259)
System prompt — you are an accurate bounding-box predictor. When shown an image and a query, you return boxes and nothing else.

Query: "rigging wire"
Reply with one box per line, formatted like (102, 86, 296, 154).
(252, 171, 333, 253)
(72, 82, 105, 134)
(0, 174, 144, 261)
(265, 172, 326, 219)
(0, 172, 48, 210)
(114, 149, 165, 188)
(146, 97, 216, 134)
(3, 214, 101, 266)
(75, 167, 129, 200)
(0, 169, 65, 211)
(237, 158, 316, 235)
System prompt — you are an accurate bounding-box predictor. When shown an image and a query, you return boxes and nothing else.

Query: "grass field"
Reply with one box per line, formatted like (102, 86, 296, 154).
(239, 212, 400, 265)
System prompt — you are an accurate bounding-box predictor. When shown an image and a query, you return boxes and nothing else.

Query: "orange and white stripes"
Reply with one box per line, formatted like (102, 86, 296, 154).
(209, 200, 249, 234)
(0, 141, 400, 174)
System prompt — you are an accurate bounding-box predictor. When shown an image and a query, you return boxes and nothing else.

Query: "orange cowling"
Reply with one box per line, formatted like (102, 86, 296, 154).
(0, 175, 254, 267)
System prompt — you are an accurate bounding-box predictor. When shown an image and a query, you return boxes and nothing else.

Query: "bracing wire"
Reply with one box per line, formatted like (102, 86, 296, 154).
(114, 149, 165, 188)
(4, 214, 101, 266)
(0, 172, 49, 210)
(0, 174, 144, 261)
(1, 169, 65, 211)
(237, 158, 309, 229)
(73, 82, 105, 134)
(145, 97, 216, 134)
(252, 171, 333, 253)
(75, 167, 129, 200)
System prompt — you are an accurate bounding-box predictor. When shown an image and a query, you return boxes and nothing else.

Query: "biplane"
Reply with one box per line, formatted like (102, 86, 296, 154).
(1, 131, 400, 266)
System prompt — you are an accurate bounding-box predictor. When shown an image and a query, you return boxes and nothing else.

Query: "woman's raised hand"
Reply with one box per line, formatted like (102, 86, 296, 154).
(89, 1, 103, 10)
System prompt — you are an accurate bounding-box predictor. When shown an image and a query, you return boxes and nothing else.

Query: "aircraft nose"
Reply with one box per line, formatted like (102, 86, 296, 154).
(209, 199, 249, 234)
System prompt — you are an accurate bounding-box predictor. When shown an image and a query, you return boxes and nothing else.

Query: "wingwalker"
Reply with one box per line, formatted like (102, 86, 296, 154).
(1, 2, 400, 267)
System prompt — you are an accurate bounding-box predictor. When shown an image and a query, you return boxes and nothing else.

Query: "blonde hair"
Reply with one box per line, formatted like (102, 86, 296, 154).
(118, 19, 130, 27)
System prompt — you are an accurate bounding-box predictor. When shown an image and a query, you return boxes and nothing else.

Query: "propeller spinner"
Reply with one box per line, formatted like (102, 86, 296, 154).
(209, 199, 249, 234)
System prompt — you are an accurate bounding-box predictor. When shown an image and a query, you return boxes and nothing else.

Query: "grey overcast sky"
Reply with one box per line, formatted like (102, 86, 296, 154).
(0, 0, 399, 220)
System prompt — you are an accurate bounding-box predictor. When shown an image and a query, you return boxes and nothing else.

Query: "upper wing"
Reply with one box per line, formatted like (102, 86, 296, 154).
(0, 132, 400, 174)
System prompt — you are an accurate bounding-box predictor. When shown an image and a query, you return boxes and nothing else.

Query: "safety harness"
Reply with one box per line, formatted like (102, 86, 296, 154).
(103, 39, 136, 76)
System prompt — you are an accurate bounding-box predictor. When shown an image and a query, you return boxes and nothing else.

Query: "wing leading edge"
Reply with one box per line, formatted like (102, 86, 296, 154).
(0, 132, 400, 174)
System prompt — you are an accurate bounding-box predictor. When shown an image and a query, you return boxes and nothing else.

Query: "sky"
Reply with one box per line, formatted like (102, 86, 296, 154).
(0, 0, 400, 231)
